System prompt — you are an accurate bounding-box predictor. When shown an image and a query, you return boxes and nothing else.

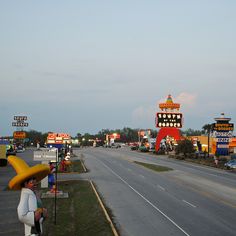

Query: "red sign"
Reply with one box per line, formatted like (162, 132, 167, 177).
(109, 133, 120, 140)
(47, 133, 71, 144)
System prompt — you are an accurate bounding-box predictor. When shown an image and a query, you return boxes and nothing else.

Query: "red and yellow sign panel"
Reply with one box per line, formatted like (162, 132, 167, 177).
(13, 131, 26, 139)
(47, 133, 71, 144)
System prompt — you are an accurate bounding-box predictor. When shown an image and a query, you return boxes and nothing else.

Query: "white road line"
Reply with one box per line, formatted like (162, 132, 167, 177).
(182, 200, 197, 208)
(127, 168, 132, 172)
(157, 185, 165, 191)
(98, 159, 190, 236)
(209, 173, 218, 177)
(139, 174, 145, 178)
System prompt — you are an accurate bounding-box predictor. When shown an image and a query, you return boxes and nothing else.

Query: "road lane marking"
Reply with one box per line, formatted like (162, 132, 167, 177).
(139, 174, 145, 178)
(127, 168, 132, 172)
(182, 200, 197, 208)
(99, 159, 190, 236)
(208, 173, 218, 177)
(157, 185, 165, 191)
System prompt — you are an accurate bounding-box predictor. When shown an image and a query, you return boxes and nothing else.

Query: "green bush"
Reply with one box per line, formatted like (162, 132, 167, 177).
(175, 139, 195, 157)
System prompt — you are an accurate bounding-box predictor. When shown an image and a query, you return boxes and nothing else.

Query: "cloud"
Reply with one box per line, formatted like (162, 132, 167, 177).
(175, 92, 197, 107)
(132, 105, 156, 127)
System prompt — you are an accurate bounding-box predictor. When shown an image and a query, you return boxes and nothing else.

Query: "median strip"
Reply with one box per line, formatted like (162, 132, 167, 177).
(133, 161, 173, 172)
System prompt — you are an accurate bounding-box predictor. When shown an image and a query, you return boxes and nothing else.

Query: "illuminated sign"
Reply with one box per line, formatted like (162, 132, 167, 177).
(13, 131, 26, 139)
(12, 122, 29, 127)
(47, 133, 71, 144)
(12, 115, 28, 127)
(109, 133, 120, 139)
(14, 116, 27, 121)
(212, 123, 234, 131)
(217, 144, 229, 149)
(215, 138, 231, 142)
(156, 113, 183, 128)
(213, 131, 233, 137)
(138, 130, 151, 137)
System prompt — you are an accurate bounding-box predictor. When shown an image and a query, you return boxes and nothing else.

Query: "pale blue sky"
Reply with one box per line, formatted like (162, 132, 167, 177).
(0, 0, 236, 136)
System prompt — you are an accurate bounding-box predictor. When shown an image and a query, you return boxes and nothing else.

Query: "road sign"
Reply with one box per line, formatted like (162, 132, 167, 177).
(33, 148, 58, 161)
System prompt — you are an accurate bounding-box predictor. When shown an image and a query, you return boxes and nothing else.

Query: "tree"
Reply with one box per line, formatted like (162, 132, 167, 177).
(202, 124, 213, 158)
(182, 128, 202, 136)
(77, 133, 82, 139)
(202, 124, 213, 134)
(25, 130, 48, 146)
(175, 139, 195, 157)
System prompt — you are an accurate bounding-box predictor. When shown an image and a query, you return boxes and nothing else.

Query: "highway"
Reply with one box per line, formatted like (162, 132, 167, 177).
(75, 146, 236, 236)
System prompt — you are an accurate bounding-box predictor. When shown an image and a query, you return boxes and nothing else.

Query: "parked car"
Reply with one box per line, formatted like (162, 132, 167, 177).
(16, 146, 25, 153)
(6, 147, 16, 156)
(224, 160, 236, 170)
(138, 146, 149, 152)
(110, 143, 121, 148)
(130, 145, 138, 151)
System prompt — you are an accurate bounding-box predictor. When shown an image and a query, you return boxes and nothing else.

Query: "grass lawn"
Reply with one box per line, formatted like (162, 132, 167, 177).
(42, 180, 115, 236)
(134, 161, 173, 172)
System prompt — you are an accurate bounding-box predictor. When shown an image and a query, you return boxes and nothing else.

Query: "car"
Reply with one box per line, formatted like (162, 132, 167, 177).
(130, 145, 138, 150)
(224, 160, 236, 170)
(138, 146, 149, 152)
(16, 146, 25, 153)
(110, 143, 121, 148)
(6, 149, 16, 156)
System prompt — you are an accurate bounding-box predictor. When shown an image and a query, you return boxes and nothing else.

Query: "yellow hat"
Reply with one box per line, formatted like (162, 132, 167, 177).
(8, 155, 50, 190)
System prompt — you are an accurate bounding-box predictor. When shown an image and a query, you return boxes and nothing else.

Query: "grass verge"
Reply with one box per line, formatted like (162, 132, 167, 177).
(42, 180, 115, 236)
(134, 161, 173, 172)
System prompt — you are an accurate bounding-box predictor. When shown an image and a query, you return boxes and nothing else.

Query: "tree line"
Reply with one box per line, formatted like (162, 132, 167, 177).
(21, 126, 209, 147)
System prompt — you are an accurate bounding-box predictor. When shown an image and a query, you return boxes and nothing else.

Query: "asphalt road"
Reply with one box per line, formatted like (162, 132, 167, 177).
(75, 146, 236, 236)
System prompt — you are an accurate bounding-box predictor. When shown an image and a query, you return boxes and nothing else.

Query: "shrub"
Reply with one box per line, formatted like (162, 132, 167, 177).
(175, 139, 195, 157)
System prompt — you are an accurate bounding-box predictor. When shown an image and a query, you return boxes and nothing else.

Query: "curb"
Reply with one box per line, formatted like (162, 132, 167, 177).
(90, 181, 119, 236)
(81, 159, 87, 172)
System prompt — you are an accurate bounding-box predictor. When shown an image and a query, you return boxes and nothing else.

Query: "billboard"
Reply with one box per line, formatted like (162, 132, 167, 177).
(156, 113, 183, 128)
(13, 131, 26, 139)
(212, 123, 234, 131)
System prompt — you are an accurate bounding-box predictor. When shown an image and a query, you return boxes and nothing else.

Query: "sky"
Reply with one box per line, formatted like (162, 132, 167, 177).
(0, 0, 236, 137)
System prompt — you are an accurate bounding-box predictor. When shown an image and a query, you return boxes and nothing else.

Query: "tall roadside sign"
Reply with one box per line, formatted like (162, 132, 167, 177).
(12, 116, 28, 127)
(12, 115, 29, 145)
(212, 113, 234, 156)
